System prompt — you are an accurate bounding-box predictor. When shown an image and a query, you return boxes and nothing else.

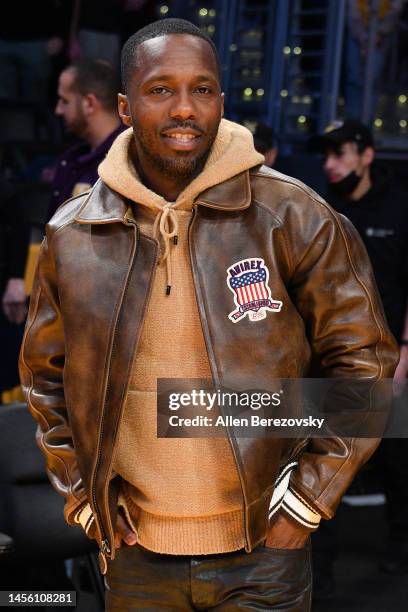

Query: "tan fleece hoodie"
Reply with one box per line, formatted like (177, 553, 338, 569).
(98, 119, 264, 555)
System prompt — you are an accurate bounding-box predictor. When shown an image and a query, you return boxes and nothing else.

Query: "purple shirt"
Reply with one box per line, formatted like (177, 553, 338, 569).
(49, 124, 125, 219)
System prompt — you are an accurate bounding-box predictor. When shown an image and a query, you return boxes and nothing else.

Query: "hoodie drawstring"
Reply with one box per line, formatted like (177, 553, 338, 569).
(152, 203, 179, 295)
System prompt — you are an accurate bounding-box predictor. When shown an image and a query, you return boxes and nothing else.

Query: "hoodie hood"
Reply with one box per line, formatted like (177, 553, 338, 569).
(98, 118, 264, 295)
(98, 118, 264, 211)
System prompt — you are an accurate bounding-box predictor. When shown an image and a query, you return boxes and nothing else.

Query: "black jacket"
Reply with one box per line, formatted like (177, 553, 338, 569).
(328, 165, 408, 341)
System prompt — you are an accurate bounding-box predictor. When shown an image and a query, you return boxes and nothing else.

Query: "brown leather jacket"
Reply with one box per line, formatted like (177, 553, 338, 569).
(20, 166, 398, 570)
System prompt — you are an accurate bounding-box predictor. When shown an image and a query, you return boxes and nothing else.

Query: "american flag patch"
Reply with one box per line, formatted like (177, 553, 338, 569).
(227, 258, 282, 323)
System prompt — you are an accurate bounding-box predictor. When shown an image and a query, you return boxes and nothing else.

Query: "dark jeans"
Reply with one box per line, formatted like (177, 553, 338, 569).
(105, 542, 312, 611)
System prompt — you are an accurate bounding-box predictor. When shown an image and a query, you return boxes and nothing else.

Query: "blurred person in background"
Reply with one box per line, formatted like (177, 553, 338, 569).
(345, 0, 405, 119)
(0, 179, 29, 401)
(253, 123, 279, 167)
(68, 0, 124, 67)
(120, 0, 158, 43)
(68, 0, 157, 67)
(49, 58, 124, 217)
(0, 0, 70, 102)
(313, 119, 408, 579)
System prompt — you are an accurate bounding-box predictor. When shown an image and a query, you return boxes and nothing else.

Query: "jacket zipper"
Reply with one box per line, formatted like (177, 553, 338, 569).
(91, 221, 139, 561)
(188, 205, 250, 550)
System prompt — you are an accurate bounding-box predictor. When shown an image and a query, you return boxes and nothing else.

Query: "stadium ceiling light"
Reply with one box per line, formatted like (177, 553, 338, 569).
(280, 89, 288, 97)
(374, 118, 383, 128)
(297, 115, 307, 124)
(399, 119, 407, 128)
(159, 5, 169, 14)
(283, 46, 291, 55)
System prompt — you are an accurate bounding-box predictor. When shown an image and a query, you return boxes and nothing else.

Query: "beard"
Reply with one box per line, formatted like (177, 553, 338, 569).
(133, 120, 219, 180)
(65, 100, 87, 139)
(141, 147, 205, 179)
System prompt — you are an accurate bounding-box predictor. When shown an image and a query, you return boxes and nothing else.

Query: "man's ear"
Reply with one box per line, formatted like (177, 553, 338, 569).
(118, 93, 132, 127)
(220, 92, 225, 119)
(362, 146, 375, 167)
(82, 93, 100, 116)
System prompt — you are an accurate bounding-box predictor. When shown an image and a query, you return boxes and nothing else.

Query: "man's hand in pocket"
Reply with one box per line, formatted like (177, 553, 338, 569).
(114, 509, 138, 549)
(266, 513, 312, 549)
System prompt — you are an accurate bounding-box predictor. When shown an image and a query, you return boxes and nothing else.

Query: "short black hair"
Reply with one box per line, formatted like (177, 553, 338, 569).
(121, 18, 221, 93)
(67, 59, 120, 113)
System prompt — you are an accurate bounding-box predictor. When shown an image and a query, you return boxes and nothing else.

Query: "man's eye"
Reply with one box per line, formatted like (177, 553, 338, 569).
(150, 86, 168, 94)
(196, 86, 211, 94)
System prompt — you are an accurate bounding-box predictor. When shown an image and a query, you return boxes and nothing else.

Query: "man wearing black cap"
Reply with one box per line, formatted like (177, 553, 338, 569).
(314, 119, 408, 575)
(316, 120, 375, 202)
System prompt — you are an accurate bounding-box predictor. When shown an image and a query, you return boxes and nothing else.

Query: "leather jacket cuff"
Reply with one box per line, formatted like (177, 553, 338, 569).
(280, 488, 321, 530)
(74, 502, 96, 536)
(268, 461, 298, 520)
(268, 461, 321, 530)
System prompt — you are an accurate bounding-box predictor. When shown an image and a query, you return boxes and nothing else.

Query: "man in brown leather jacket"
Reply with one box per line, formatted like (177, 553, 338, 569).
(20, 18, 398, 611)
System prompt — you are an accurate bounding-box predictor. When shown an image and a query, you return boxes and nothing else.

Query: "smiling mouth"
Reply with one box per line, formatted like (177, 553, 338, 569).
(161, 132, 203, 150)
(166, 133, 198, 141)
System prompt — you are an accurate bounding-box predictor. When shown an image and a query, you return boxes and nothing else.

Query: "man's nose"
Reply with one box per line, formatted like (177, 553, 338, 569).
(169, 90, 196, 120)
(55, 100, 63, 116)
(323, 156, 335, 172)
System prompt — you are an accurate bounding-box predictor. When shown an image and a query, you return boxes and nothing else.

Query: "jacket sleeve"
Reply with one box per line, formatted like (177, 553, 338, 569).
(19, 232, 89, 526)
(281, 208, 399, 528)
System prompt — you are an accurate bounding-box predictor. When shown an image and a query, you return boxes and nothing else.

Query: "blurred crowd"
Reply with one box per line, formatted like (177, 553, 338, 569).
(0, 0, 157, 399)
(0, 0, 157, 103)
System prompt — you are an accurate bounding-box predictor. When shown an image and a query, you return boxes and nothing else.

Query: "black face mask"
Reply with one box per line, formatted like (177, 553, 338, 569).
(329, 171, 361, 197)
